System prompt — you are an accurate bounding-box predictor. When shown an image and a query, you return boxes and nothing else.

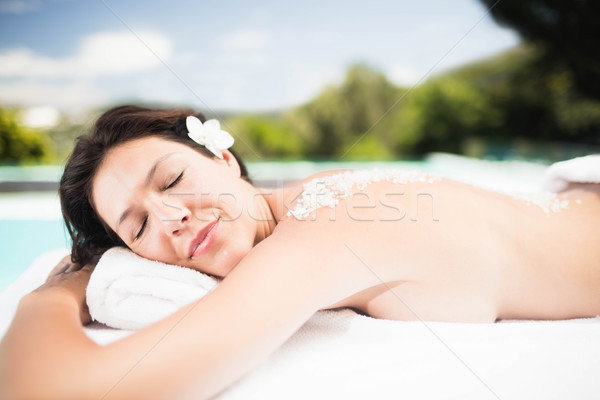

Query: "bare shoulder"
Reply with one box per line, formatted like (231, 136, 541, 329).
(279, 168, 353, 204)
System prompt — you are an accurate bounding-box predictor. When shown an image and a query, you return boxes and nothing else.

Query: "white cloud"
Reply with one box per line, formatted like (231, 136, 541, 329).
(387, 66, 422, 87)
(216, 52, 270, 68)
(79, 31, 171, 75)
(0, 79, 109, 111)
(0, 48, 57, 78)
(22, 105, 60, 128)
(218, 30, 270, 50)
(0, 30, 171, 78)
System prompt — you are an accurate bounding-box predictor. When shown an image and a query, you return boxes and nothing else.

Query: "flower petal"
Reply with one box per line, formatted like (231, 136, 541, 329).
(214, 130, 235, 149)
(203, 119, 221, 131)
(188, 131, 206, 145)
(186, 116, 204, 133)
(185, 116, 231, 156)
(205, 142, 223, 159)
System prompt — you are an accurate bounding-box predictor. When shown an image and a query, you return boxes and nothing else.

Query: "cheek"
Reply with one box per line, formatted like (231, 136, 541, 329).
(133, 231, 176, 264)
(215, 193, 245, 221)
(184, 179, 248, 221)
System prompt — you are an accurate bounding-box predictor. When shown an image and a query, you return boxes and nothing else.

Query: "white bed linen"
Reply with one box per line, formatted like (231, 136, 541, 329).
(1, 249, 599, 400)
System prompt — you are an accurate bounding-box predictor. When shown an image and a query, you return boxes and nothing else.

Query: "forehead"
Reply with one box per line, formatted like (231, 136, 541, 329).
(103, 136, 195, 167)
(95, 137, 193, 187)
(91, 137, 199, 228)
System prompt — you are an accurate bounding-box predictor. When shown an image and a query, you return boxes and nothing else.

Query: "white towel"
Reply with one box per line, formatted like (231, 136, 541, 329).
(86, 247, 219, 330)
(541, 154, 600, 192)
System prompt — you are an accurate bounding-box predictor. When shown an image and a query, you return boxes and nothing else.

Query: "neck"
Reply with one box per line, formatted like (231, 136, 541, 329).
(252, 186, 284, 245)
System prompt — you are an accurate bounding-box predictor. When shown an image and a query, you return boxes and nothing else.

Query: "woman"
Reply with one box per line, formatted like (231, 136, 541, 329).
(1, 105, 599, 399)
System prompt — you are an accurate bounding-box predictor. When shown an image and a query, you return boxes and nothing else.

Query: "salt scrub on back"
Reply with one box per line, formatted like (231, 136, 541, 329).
(287, 169, 441, 220)
(510, 192, 572, 214)
(286, 168, 581, 220)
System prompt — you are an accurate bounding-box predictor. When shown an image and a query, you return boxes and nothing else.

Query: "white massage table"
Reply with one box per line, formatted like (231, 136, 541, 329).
(1, 249, 599, 400)
(2, 155, 600, 399)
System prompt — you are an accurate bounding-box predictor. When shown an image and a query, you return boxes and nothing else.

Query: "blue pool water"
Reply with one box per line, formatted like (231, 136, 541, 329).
(0, 219, 69, 292)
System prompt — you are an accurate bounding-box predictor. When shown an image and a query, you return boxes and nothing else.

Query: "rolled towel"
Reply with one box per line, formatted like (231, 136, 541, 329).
(86, 247, 219, 330)
(541, 154, 600, 192)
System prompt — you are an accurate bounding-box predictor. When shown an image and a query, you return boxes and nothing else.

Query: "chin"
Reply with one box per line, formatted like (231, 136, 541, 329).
(185, 252, 240, 279)
(215, 245, 250, 278)
(187, 236, 253, 278)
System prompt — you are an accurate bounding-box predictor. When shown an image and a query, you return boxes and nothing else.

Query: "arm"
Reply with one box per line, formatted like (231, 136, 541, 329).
(0, 235, 345, 399)
(0, 257, 99, 399)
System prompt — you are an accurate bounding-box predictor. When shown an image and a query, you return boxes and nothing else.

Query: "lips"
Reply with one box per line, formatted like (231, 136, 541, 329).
(188, 218, 220, 258)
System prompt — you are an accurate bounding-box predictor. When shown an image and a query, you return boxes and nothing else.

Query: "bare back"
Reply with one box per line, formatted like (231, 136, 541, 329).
(270, 170, 600, 323)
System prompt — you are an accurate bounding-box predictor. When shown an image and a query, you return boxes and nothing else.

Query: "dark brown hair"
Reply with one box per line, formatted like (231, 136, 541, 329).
(60, 105, 251, 265)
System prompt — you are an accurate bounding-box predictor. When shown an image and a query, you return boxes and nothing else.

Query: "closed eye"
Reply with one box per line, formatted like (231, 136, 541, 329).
(134, 216, 148, 241)
(133, 170, 183, 241)
(163, 171, 184, 191)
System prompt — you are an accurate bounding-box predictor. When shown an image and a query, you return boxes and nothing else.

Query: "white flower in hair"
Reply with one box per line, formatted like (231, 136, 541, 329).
(186, 116, 234, 159)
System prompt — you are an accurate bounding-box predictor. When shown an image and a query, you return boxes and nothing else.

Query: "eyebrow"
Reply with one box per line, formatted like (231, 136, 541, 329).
(115, 152, 176, 230)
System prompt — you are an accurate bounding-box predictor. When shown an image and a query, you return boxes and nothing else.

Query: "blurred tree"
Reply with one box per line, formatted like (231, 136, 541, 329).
(480, 0, 600, 99)
(0, 107, 54, 163)
(225, 114, 304, 159)
(470, 45, 600, 146)
(391, 76, 502, 155)
(39, 51, 598, 164)
(389, 45, 600, 157)
(288, 64, 400, 159)
(46, 119, 90, 162)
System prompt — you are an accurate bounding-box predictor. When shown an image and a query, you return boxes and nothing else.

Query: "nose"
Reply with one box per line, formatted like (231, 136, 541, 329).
(145, 194, 192, 236)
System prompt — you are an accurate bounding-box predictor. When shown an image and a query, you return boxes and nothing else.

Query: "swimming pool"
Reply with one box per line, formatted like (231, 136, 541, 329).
(0, 155, 549, 292)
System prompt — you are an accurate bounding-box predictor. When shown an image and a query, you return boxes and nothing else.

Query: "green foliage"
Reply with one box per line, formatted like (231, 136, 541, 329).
(45, 119, 91, 163)
(384, 45, 599, 158)
(391, 77, 502, 155)
(225, 114, 305, 159)
(340, 134, 394, 160)
(268, 50, 598, 160)
(480, 0, 600, 99)
(287, 64, 400, 159)
(476, 46, 600, 145)
(0, 108, 54, 163)
(221, 52, 600, 160)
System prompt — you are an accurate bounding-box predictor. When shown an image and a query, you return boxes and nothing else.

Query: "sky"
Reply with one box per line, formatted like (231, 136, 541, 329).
(0, 0, 520, 117)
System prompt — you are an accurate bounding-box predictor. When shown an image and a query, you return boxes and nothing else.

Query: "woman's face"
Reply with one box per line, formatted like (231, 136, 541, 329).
(92, 136, 260, 277)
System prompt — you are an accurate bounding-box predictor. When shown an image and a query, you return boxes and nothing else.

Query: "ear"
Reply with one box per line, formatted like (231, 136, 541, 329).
(220, 149, 241, 178)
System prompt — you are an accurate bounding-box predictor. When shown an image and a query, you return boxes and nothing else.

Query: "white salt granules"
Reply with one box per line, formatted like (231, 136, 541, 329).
(509, 192, 571, 214)
(287, 169, 441, 219)
(286, 168, 581, 220)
